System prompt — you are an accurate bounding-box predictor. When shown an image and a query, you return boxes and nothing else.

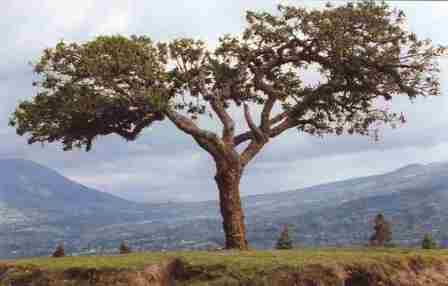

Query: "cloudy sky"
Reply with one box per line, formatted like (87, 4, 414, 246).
(1, 1, 448, 202)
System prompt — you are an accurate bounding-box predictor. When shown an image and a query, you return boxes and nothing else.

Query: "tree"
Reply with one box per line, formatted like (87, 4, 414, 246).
(119, 241, 132, 254)
(369, 213, 392, 247)
(52, 244, 65, 258)
(422, 233, 438, 249)
(275, 225, 293, 250)
(9, 2, 446, 250)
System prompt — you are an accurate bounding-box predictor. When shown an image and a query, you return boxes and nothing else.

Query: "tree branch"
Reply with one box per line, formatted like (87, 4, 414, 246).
(240, 140, 265, 168)
(243, 103, 266, 142)
(209, 97, 235, 145)
(233, 132, 252, 147)
(260, 95, 277, 133)
(234, 111, 289, 146)
(269, 118, 296, 138)
(251, 69, 283, 133)
(165, 108, 224, 157)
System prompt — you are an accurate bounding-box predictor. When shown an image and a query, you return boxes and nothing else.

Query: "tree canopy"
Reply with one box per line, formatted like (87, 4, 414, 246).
(9, 1, 447, 250)
(10, 2, 445, 156)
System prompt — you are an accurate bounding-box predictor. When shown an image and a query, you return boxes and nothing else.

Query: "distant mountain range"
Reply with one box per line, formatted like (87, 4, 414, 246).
(1, 158, 448, 258)
(0, 159, 152, 257)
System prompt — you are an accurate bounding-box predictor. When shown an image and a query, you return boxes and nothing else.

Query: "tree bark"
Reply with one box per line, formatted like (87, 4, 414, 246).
(214, 165, 248, 250)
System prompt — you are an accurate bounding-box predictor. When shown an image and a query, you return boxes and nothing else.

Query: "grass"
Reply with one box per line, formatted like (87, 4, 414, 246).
(3, 249, 448, 285)
(7, 248, 448, 272)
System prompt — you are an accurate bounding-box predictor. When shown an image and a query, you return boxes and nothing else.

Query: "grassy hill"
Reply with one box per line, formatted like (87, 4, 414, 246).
(4, 249, 448, 285)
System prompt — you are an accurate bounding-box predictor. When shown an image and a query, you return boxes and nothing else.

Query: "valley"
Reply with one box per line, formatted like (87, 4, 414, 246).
(1, 159, 448, 258)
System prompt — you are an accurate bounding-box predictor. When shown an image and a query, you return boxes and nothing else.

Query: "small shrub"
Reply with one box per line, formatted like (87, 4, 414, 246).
(119, 241, 132, 254)
(422, 234, 438, 249)
(52, 244, 65, 258)
(369, 213, 392, 247)
(384, 242, 397, 248)
(275, 225, 293, 250)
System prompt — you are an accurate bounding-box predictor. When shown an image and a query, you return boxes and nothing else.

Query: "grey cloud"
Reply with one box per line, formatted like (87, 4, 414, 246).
(1, 1, 448, 202)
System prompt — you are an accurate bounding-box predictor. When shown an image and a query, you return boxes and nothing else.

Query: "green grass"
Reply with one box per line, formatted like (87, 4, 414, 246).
(3, 249, 448, 286)
(7, 248, 448, 272)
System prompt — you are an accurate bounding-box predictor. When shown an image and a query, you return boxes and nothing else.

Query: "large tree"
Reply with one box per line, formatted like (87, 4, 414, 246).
(10, 2, 446, 249)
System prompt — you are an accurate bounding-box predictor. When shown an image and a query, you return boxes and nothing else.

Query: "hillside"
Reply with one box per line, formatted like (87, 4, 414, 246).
(286, 162, 448, 247)
(92, 161, 448, 250)
(2, 158, 448, 257)
(5, 249, 448, 285)
(0, 159, 135, 212)
(0, 159, 152, 257)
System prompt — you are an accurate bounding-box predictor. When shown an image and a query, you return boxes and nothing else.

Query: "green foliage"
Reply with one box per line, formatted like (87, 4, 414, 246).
(422, 234, 438, 250)
(275, 225, 293, 250)
(10, 35, 169, 151)
(9, 1, 446, 152)
(369, 213, 392, 247)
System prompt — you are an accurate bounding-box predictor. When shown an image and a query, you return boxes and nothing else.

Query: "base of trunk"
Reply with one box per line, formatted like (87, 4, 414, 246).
(215, 168, 248, 250)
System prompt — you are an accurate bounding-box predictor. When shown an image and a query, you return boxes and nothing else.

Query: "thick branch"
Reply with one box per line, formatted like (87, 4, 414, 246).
(260, 95, 277, 133)
(239, 116, 331, 167)
(243, 103, 266, 142)
(240, 140, 265, 168)
(270, 111, 289, 126)
(251, 72, 281, 133)
(269, 118, 297, 138)
(165, 108, 224, 158)
(209, 97, 235, 145)
(233, 132, 252, 147)
(234, 111, 289, 146)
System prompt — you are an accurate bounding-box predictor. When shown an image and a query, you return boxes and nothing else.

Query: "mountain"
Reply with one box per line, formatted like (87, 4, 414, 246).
(0, 159, 136, 211)
(0, 158, 152, 257)
(1, 158, 448, 258)
(90, 161, 448, 250)
(284, 161, 448, 247)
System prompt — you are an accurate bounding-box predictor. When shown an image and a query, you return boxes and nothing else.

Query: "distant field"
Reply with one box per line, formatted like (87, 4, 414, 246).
(8, 248, 448, 271)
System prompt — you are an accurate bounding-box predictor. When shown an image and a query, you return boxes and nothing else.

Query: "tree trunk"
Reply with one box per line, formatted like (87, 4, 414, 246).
(214, 166, 248, 250)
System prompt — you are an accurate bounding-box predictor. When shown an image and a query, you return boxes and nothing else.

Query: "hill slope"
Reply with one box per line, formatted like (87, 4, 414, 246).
(0, 159, 130, 210)
(93, 161, 448, 250)
(2, 158, 448, 257)
(0, 159, 151, 257)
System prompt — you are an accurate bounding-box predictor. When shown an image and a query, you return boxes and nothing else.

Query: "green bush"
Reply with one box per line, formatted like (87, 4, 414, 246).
(275, 225, 293, 250)
(421, 234, 438, 249)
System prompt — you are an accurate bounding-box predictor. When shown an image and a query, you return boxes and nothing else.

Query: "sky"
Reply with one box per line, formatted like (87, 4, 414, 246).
(1, 1, 448, 202)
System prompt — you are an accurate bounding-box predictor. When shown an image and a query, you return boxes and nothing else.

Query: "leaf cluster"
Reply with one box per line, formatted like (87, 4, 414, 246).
(9, 1, 447, 151)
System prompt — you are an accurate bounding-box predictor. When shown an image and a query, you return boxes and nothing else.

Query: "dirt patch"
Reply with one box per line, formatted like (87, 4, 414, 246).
(3, 257, 448, 286)
(177, 259, 448, 286)
(0, 259, 183, 286)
